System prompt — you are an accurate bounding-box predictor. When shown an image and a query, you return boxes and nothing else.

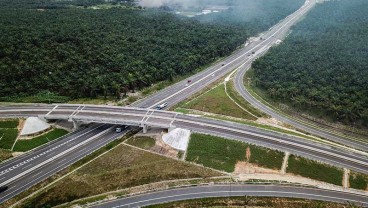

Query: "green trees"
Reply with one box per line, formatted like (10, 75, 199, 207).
(251, 0, 368, 126)
(0, 0, 304, 102)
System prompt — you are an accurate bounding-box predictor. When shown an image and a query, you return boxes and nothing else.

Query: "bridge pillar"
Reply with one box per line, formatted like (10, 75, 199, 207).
(72, 119, 80, 130)
(142, 124, 148, 134)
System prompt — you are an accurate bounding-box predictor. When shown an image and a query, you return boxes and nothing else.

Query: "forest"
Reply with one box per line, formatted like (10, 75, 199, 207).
(0, 0, 303, 101)
(251, 0, 368, 126)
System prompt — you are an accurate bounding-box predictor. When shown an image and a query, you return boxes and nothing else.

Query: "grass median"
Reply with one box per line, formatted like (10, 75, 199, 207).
(287, 155, 343, 186)
(186, 133, 284, 172)
(350, 171, 368, 190)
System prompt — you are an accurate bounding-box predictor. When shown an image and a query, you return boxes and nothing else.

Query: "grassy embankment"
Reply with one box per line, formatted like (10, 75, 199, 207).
(349, 171, 368, 190)
(13, 129, 69, 152)
(186, 133, 284, 172)
(0, 119, 19, 161)
(126, 136, 156, 149)
(19, 144, 222, 208)
(287, 155, 343, 186)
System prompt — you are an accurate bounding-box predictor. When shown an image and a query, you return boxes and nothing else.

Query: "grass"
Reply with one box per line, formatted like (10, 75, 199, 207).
(287, 155, 343, 186)
(126, 136, 156, 149)
(186, 133, 284, 172)
(183, 84, 257, 120)
(349, 171, 368, 190)
(147, 196, 347, 208)
(0, 128, 18, 150)
(0, 119, 19, 128)
(226, 81, 267, 118)
(0, 149, 13, 163)
(21, 144, 222, 208)
(13, 129, 68, 152)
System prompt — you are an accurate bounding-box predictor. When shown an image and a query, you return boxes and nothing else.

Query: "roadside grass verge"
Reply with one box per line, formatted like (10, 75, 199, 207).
(226, 81, 267, 118)
(0, 119, 19, 128)
(13, 129, 68, 152)
(126, 136, 155, 149)
(186, 133, 284, 172)
(0, 149, 13, 162)
(287, 155, 343, 186)
(183, 84, 257, 120)
(0, 128, 18, 150)
(147, 196, 347, 208)
(20, 144, 222, 208)
(349, 171, 368, 190)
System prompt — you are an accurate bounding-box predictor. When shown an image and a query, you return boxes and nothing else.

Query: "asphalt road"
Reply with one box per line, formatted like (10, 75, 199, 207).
(90, 184, 368, 208)
(131, 0, 316, 110)
(1, 104, 367, 175)
(231, 1, 368, 151)
(0, 122, 127, 204)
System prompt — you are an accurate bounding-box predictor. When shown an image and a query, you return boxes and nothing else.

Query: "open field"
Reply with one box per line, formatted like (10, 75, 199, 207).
(147, 196, 347, 208)
(21, 144, 222, 207)
(13, 129, 68, 152)
(350, 172, 368, 190)
(287, 155, 343, 186)
(183, 84, 257, 120)
(126, 136, 156, 149)
(186, 133, 284, 172)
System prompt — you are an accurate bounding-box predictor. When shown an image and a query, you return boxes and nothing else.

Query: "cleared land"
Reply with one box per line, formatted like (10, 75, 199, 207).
(287, 155, 343, 186)
(186, 133, 284, 172)
(126, 136, 156, 150)
(13, 128, 68, 152)
(21, 144, 222, 208)
(147, 196, 347, 208)
(349, 172, 368, 190)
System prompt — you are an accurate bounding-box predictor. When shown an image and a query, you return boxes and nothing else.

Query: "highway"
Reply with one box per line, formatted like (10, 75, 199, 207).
(0, 0, 366, 205)
(0, 123, 128, 204)
(131, 0, 316, 110)
(1, 104, 368, 175)
(90, 185, 368, 207)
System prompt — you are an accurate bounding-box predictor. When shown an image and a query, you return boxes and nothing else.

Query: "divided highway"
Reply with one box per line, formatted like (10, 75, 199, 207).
(0, 123, 127, 203)
(0, 0, 366, 205)
(91, 185, 368, 208)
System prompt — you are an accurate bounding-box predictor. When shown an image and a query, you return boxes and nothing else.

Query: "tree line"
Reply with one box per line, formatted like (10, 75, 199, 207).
(251, 0, 368, 126)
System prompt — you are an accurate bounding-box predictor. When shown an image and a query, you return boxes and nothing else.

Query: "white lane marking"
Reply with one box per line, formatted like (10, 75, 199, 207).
(0, 125, 104, 177)
(45, 105, 58, 116)
(0, 126, 114, 187)
(0, 131, 122, 203)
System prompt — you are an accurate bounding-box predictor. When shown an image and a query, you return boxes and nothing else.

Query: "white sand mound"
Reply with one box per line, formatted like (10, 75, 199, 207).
(20, 117, 50, 136)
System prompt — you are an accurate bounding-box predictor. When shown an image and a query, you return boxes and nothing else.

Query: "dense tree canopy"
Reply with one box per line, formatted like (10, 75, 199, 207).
(0, 0, 303, 101)
(252, 0, 368, 126)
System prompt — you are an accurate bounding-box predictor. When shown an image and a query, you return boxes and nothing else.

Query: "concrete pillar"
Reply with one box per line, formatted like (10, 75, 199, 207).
(72, 119, 80, 130)
(142, 124, 148, 134)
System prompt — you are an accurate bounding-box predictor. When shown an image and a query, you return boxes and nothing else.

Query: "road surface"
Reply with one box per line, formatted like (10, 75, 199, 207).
(90, 184, 368, 208)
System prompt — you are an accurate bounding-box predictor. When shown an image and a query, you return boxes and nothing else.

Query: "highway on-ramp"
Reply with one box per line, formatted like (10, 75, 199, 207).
(90, 185, 368, 208)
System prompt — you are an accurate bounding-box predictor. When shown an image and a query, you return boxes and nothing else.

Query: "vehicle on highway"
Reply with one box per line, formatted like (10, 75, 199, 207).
(156, 102, 168, 110)
(115, 127, 122, 133)
(187, 80, 192, 84)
